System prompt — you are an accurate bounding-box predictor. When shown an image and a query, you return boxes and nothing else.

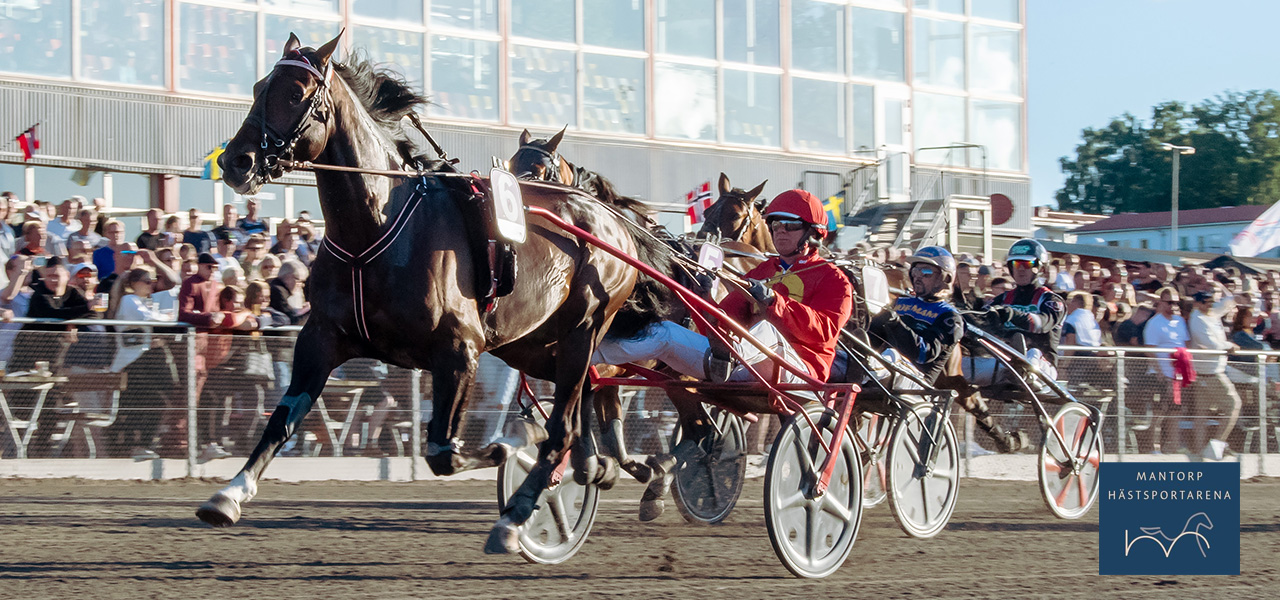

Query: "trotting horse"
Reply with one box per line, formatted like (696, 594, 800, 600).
(196, 34, 673, 550)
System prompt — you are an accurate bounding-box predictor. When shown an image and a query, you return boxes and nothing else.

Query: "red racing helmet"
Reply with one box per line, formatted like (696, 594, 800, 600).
(763, 189, 828, 237)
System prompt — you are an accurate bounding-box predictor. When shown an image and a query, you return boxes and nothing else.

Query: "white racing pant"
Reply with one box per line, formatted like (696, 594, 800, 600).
(593, 320, 812, 385)
(961, 347, 1058, 389)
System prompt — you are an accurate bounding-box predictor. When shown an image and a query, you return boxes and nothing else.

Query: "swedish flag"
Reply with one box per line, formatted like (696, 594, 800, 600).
(202, 141, 227, 180)
(824, 191, 844, 232)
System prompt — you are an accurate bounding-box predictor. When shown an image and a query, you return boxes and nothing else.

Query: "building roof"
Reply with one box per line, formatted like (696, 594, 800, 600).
(1073, 204, 1270, 233)
(1038, 240, 1280, 271)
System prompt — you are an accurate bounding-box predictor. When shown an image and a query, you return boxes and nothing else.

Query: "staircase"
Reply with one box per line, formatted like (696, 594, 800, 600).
(845, 168, 951, 252)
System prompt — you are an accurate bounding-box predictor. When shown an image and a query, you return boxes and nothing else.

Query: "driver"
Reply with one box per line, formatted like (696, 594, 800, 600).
(593, 189, 853, 386)
(963, 238, 1065, 395)
(868, 246, 964, 384)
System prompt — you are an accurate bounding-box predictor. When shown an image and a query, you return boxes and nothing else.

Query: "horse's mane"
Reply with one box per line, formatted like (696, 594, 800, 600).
(331, 50, 430, 160)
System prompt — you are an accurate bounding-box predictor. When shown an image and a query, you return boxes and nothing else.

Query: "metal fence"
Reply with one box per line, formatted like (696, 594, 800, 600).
(2, 321, 1277, 478)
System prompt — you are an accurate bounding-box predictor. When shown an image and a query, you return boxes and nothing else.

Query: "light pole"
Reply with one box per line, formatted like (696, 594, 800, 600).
(1160, 143, 1196, 251)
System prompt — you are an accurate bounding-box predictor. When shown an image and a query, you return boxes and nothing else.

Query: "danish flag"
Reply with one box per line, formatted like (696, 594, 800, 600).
(685, 181, 714, 224)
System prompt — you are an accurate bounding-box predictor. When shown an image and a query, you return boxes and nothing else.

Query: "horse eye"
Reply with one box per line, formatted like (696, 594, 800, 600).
(291, 90, 304, 104)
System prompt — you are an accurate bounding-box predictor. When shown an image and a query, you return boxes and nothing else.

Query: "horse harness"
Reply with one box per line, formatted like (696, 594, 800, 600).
(246, 51, 334, 182)
(515, 145, 564, 182)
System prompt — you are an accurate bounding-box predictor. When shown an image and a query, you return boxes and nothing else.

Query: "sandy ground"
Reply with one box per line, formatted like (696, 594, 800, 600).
(0, 477, 1277, 600)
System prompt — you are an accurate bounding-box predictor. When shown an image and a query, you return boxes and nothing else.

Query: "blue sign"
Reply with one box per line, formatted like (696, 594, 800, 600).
(1099, 462, 1239, 575)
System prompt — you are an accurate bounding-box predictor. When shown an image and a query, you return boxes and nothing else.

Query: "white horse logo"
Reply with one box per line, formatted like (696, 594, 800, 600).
(1124, 512, 1214, 558)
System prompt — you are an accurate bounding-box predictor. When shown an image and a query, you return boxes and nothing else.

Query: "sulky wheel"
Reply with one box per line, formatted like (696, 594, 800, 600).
(855, 412, 892, 509)
(671, 407, 749, 525)
(496, 402, 600, 564)
(886, 403, 960, 539)
(1038, 403, 1103, 520)
(764, 404, 863, 579)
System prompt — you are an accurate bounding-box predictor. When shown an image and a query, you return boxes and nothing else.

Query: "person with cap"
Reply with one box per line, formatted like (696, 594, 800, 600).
(1187, 282, 1241, 460)
(868, 246, 965, 385)
(68, 263, 99, 298)
(593, 189, 853, 520)
(213, 229, 239, 271)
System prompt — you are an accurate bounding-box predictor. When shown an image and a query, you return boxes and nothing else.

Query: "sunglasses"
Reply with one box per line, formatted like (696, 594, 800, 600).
(768, 219, 808, 233)
(1008, 260, 1036, 270)
(910, 265, 936, 277)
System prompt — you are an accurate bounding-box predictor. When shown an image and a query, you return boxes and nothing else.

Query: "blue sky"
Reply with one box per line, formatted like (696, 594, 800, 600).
(1027, 0, 1280, 208)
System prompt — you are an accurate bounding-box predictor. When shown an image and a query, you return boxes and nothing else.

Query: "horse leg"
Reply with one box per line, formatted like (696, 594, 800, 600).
(954, 387, 1028, 453)
(574, 385, 619, 490)
(638, 388, 710, 521)
(594, 372, 653, 484)
(196, 326, 344, 527)
(486, 325, 595, 554)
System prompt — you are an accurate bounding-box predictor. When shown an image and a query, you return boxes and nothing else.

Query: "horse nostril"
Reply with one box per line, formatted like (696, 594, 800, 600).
(231, 153, 254, 172)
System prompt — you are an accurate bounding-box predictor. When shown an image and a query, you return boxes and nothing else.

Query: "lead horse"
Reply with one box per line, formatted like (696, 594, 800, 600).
(196, 34, 673, 546)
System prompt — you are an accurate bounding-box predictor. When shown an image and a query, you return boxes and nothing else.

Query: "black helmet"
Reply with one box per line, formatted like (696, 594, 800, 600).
(1005, 238, 1049, 266)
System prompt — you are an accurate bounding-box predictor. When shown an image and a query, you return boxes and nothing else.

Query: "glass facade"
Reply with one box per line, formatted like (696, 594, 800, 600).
(0, 0, 1025, 173)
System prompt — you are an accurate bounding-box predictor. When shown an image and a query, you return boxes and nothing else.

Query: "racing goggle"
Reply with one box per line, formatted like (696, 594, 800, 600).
(910, 264, 936, 277)
(1007, 259, 1038, 270)
(767, 218, 808, 233)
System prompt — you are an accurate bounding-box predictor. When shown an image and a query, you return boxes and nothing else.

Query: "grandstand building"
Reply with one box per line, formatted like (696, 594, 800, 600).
(1, 0, 1029, 249)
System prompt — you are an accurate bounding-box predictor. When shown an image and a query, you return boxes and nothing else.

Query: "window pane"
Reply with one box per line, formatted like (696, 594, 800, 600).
(791, 78, 845, 154)
(263, 0, 337, 12)
(352, 27, 424, 91)
(0, 0, 71, 77)
(884, 98, 903, 146)
(654, 62, 716, 141)
(177, 4, 257, 96)
(352, 0, 423, 24)
(913, 92, 966, 166)
(723, 0, 779, 67)
(913, 17, 964, 89)
(850, 8, 903, 82)
(657, 0, 714, 59)
(791, 0, 844, 74)
(972, 0, 1020, 22)
(511, 0, 574, 42)
(724, 70, 780, 147)
(431, 0, 498, 32)
(584, 0, 644, 51)
(852, 84, 874, 151)
(912, 0, 963, 14)
(79, 0, 164, 87)
(264, 16, 341, 75)
(970, 24, 1019, 95)
(971, 99, 1022, 171)
(583, 54, 645, 135)
(509, 45, 576, 127)
(429, 35, 498, 121)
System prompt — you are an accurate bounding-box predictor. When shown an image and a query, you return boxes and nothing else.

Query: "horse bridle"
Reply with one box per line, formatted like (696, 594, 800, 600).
(515, 145, 563, 183)
(245, 51, 334, 183)
(706, 194, 759, 243)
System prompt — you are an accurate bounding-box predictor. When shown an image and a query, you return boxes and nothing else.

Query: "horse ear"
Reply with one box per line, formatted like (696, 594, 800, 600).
(718, 172, 732, 196)
(547, 126, 566, 152)
(282, 33, 302, 58)
(746, 179, 768, 201)
(313, 29, 344, 66)
(519, 129, 532, 146)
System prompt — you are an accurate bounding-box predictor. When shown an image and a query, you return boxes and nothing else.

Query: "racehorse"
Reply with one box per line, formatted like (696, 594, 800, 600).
(196, 34, 675, 549)
(697, 173, 773, 255)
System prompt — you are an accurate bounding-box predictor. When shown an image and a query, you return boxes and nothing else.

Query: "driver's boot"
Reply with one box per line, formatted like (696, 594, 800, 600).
(703, 338, 734, 383)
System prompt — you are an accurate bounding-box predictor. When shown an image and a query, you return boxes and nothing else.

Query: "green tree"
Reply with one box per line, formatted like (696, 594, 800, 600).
(1056, 90, 1280, 214)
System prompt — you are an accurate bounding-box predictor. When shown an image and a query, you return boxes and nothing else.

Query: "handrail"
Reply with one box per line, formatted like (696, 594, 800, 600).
(5, 316, 303, 332)
(1058, 344, 1280, 358)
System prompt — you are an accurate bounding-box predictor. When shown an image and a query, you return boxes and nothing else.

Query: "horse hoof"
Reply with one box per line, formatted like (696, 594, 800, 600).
(638, 497, 665, 522)
(196, 493, 241, 528)
(484, 518, 520, 555)
(596, 456, 620, 491)
(573, 454, 599, 487)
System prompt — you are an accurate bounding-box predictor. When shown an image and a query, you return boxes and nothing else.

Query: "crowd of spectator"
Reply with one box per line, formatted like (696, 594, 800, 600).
(2, 191, 318, 461)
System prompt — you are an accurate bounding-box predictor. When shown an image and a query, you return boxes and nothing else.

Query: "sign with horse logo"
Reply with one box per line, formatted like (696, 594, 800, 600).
(490, 168, 527, 243)
(1099, 462, 1239, 575)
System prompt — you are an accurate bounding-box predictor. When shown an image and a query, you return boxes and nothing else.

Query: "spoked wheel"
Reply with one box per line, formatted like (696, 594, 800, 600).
(886, 403, 960, 539)
(496, 402, 600, 564)
(671, 407, 748, 525)
(1038, 403, 1103, 519)
(764, 404, 863, 579)
(855, 412, 892, 509)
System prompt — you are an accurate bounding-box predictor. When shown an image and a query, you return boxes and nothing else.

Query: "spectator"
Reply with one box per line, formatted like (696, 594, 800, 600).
(211, 204, 244, 245)
(17, 221, 50, 257)
(213, 230, 239, 271)
(183, 209, 214, 254)
(68, 263, 99, 298)
(1129, 261, 1163, 293)
(0, 192, 16, 261)
(203, 284, 262, 458)
(1049, 260, 1074, 292)
(1072, 269, 1092, 293)
(269, 219, 311, 265)
(109, 266, 179, 460)
(269, 259, 310, 324)
(295, 213, 321, 256)
(66, 208, 103, 249)
(1063, 291, 1102, 352)
(177, 242, 198, 264)
(46, 197, 82, 242)
(1143, 287, 1190, 453)
(975, 264, 994, 296)
(92, 219, 127, 276)
(237, 197, 268, 237)
(952, 261, 982, 311)
(136, 208, 164, 251)
(67, 238, 93, 264)
(178, 253, 227, 459)
(239, 233, 269, 273)
(0, 255, 35, 368)
(221, 264, 248, 289)
(8, 257, 93, 372)
(1186, 287, 1241, 460)
(257, 254, 281, 282)
(97, 243, 140, 296)
(988, 276, 1013, 298)
(163, 214, 184, 247)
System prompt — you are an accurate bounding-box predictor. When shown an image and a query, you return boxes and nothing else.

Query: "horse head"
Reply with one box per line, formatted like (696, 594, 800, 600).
(698, 173, 770, 251)
(511, 127, 572, 184)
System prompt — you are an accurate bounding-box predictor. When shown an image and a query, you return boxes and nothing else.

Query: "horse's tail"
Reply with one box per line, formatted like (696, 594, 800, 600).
(605, 210, 683, 341)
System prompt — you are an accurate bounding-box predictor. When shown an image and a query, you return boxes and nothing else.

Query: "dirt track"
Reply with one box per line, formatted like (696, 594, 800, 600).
(1, 477, 1277, 599)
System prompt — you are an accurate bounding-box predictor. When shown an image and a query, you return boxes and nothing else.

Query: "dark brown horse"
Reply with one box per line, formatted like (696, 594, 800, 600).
(697, 173, 772, 254)
(195, 35, 673, 548)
